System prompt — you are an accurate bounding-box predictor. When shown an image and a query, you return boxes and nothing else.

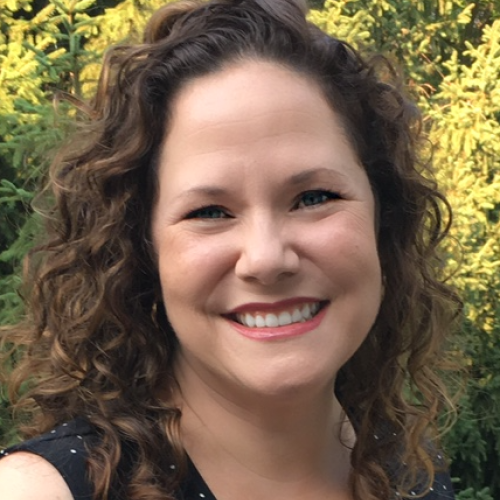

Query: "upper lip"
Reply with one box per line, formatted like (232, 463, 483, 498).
(227, 297, 326, 314)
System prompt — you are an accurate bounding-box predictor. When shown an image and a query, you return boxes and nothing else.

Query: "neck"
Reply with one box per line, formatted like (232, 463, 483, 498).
(173, 361, 354, 499)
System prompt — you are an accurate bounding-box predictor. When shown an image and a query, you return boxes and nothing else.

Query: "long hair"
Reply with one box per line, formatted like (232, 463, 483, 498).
(1, 1, 461, 499)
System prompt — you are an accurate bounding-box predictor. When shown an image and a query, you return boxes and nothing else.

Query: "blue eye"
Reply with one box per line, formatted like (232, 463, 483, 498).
(185, 205, 229, 219)
(295, 190, 340, 209)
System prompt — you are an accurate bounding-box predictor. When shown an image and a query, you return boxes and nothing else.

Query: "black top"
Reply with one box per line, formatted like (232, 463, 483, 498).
(0, 417, 455, 500)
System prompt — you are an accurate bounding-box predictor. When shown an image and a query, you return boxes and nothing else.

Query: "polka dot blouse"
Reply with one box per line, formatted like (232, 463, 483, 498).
(1, 418, 455, 499)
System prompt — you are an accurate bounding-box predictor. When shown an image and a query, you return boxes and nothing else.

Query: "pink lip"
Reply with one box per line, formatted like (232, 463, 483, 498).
(227, 305, 328, 341)
(228, 297, 322, 315)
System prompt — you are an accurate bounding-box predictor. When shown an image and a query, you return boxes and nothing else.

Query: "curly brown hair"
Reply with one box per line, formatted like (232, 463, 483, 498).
(2, 0, 461, 499)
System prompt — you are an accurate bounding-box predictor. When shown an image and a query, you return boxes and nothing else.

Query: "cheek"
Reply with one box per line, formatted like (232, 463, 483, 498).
(312, 215, 380, 271)
(155, 231, 236, 306)
(308, 216, 383, 319)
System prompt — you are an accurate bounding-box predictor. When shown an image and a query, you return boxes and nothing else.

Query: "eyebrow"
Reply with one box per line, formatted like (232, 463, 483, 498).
(178, 167, 348, 200)
(288, 166, 349, 185)
(180, 186, 229, 198)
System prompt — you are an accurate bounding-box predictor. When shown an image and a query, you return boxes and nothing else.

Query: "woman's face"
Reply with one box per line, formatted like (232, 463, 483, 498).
(151, 60, 383, 401)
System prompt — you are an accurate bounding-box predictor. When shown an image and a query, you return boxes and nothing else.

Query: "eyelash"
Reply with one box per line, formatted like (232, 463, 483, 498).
(293, 189, 341, 209)
(184, 205, 231, 220)
(184, 189, 341, 220)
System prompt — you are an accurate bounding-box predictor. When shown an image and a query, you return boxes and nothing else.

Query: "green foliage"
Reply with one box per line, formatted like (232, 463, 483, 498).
(428, 18, 500, 496)
(1, 0, 499, 496)
(456, 487, 494, 500)
(309, 0, 500, 97)
(0, 0, 92, 325)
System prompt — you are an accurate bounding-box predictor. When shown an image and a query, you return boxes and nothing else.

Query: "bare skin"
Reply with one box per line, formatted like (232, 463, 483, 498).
(176, 357, 355, 500)
(0, 452, 74, 500)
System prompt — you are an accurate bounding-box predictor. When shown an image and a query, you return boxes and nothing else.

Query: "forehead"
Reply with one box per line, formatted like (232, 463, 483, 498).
(171, 59, 327, 115)
(160, 59, 354, 169)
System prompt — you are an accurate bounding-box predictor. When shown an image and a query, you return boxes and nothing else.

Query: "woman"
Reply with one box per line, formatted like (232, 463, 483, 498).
(0, 0, 459, 499)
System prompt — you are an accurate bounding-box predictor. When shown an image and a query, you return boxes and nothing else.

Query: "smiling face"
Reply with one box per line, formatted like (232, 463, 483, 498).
(151, 60, 383, 402)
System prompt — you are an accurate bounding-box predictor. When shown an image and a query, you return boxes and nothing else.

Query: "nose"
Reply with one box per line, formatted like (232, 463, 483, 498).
(234, 218, 300, 285)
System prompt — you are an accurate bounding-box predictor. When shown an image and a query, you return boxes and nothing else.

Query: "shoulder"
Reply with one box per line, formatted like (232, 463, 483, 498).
(0, 417, 98, 500)
(427, 469, 455, 499)
(0, 451, 74, 500)
(379, 433, 455, 499)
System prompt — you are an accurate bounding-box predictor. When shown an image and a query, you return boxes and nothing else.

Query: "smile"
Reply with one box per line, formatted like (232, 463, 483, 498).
(233, 301, 326, 328)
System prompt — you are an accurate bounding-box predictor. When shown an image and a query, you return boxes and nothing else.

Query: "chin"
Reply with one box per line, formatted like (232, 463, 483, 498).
(234, 363, 337, 403)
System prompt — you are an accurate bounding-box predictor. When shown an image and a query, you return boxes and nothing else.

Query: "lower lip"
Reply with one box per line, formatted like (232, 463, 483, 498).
(228, 306, 328, 341)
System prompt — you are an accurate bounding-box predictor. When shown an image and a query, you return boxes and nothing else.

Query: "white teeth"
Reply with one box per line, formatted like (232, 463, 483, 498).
(235, 302, 323, 328)
(278, 311, 292, 326)
(255, 315, 266, 328)
(265, 314, 279, 327)
(292, 308, 302, 323)
(301, 303, 311, 319)
(245, 313, 256, 328)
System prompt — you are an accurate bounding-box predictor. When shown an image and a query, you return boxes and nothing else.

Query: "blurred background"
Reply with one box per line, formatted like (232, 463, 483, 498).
(0, 1, 498, 498)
